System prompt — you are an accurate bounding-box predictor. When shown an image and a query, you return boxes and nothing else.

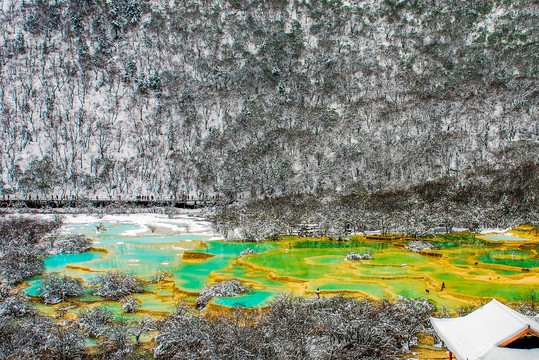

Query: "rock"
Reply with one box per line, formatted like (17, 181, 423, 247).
(345, 252, 374, 261)
(406, 241, 440, 253)
(238, 248, 259, 258)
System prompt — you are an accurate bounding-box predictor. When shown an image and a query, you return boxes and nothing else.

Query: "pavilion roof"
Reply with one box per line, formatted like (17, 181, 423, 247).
(430, 299, 539, 360)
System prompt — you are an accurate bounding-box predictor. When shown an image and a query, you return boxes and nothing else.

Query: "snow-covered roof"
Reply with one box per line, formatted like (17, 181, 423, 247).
(430, 299, 539, 360)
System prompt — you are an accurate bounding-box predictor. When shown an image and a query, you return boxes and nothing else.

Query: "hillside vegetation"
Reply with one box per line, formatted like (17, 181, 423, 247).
(1, 0, 537, 234)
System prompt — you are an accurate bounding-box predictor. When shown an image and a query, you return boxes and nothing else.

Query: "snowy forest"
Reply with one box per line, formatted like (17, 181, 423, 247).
(1, 0, 538, 236)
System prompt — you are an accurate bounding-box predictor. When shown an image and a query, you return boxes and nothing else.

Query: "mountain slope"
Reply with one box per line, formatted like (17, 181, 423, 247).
(1, 0, 537, 215)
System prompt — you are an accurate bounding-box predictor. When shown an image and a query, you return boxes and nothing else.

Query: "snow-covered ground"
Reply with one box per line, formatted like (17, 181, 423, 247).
(479, 227, 535, 242)
(480, 227, 512, 234)
(17, 210, 224, 240)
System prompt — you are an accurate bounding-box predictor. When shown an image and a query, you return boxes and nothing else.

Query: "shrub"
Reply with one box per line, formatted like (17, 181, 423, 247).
(37, 274, 86, 304)
(120, 296, 139, 313)
(155, 294, 436, 359)
(196, 279, 252, 308)
(0, 294, 36, 318)
(45, 234, 92, 255)
(91, 271, 144, 300)
(78, 306, 114, 337)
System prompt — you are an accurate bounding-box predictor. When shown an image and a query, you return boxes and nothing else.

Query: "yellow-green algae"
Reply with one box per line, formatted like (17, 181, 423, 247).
(24, 222, 539, 316)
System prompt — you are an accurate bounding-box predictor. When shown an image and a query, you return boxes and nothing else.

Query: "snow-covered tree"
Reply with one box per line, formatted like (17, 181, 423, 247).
(120, 296, 139, 313)
(97, 318, 135, 360)
(91, 270, 144, 300)
(150, 269, 172, 284)
(0, 294, 36, 318)
(196, 279, 252, 308)
(42, 322, 86, 360)
(0, 217, 62, 284)
(43, 234, 92, 255)
(155, 294, 437, 359)
(37, 274, 86, 304)
(78, 306, 114, 338)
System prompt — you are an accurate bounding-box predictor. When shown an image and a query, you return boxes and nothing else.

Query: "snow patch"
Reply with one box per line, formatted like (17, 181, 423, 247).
(480, 227, 512, 234)
(121, 225, 150, 236)
(60, 211, 220, 238)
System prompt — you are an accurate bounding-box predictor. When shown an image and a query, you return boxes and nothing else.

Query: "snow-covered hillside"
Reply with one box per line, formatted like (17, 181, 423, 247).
(0, 0, 537, 204)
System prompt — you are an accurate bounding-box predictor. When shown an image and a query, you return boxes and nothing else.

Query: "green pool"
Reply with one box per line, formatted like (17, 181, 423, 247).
(25, 217, 539, 314)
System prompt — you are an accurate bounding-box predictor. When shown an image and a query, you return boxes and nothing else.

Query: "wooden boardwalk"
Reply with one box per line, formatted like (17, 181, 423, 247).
(0, 198, 224, 209)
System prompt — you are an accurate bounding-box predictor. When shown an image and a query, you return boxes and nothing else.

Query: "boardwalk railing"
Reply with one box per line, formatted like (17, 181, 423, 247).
(0, 198, 225, 209)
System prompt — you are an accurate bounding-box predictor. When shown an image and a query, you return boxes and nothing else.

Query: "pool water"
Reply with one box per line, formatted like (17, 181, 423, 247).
(25, 219, 539, 314)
